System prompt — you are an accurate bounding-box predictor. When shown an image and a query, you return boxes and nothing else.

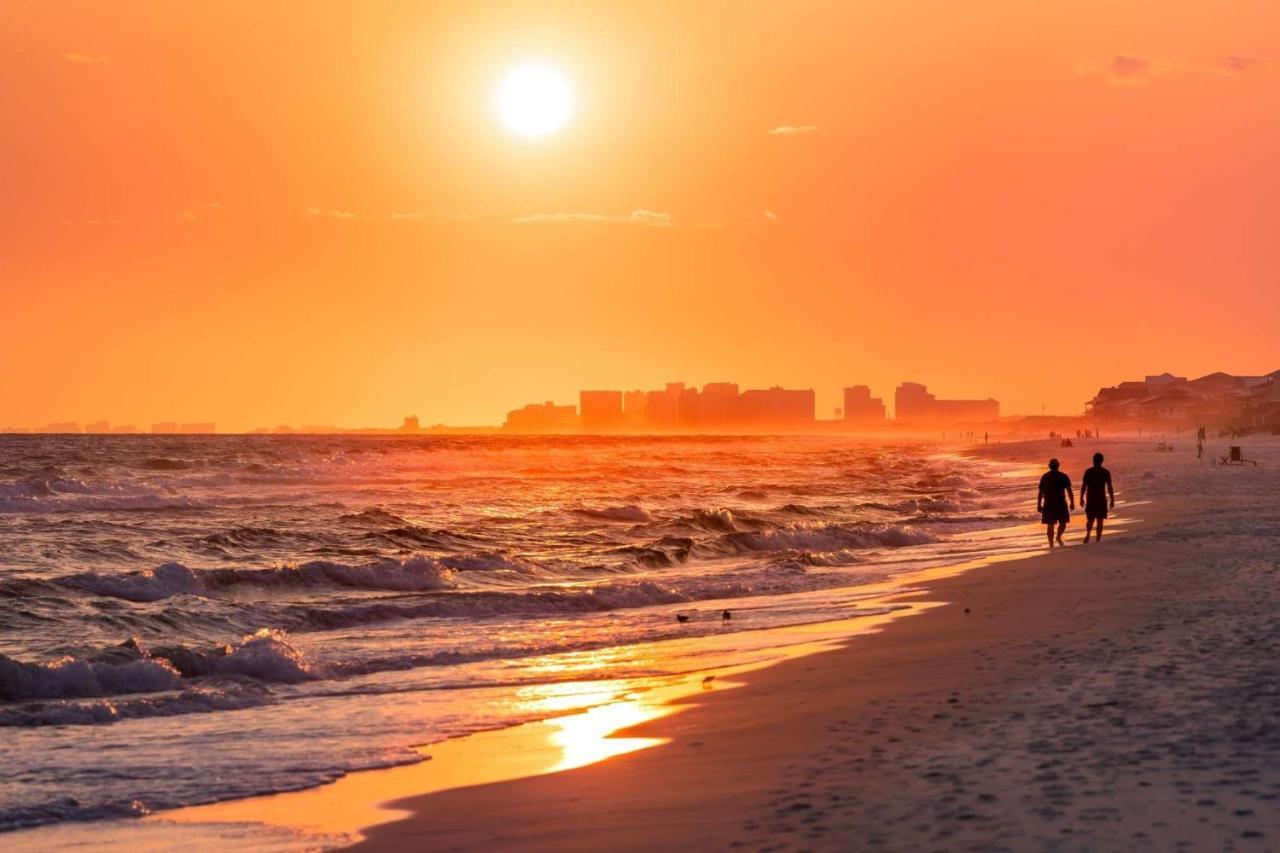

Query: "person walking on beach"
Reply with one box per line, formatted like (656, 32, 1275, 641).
(1037, 458, 1074, 548)
(1079, 452, 1115, 543)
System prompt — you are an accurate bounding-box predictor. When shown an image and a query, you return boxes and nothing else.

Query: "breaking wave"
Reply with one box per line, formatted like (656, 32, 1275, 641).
(57, 557, 461, 602)
(697, 522, 938, 557)
(0, 629, 314, 705)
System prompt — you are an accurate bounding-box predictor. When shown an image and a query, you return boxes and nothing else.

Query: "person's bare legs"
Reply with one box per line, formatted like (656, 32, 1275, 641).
(1046, 523, 1056, 549)
(1095, 518, 1104, 542)
(1083, 518, 1094, 543)
(1056, 520, 1066, 547)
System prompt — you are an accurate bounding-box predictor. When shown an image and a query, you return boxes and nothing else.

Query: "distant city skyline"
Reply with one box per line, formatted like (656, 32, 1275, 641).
(6, 367, 1279, 435)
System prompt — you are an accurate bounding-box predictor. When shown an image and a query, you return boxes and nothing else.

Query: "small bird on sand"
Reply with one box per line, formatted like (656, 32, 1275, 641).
(702, 675, 716, 684)
(722, 610, 732, 621)
(676, 613, 690, 623)
(963, 607, 971, 615)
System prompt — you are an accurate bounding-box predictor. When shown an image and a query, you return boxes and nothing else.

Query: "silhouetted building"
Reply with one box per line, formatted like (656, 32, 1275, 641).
(505, 401, 579, 432)
(1087, 369, 1280, 428)
(644, 383, 684, 429)
(843, 386, 886, 424)
(399, 415, 421, 433)
(84, 420, 111, 433)
(622, 391, 649, 428)
(111, 425, 139, 434)
(580, 390, 624, 432)
(737, 386, 816, 428)
(43, 422, 80, 433)
(151, 422, 215, 434)
(698, 382, 741, 428)
(895, 382, 998, 425)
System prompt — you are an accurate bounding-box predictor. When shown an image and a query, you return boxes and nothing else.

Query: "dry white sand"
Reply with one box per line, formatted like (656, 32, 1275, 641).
(354, 435, 1280, 851)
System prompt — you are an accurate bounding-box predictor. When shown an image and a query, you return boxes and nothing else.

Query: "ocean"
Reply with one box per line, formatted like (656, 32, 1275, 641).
(0, 433, 1031, 837)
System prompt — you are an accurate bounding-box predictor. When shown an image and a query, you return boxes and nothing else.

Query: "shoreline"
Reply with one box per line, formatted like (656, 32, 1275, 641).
(138, 444, 1086, 846)
(348, 436, 1279, 850)
(17, 436, 1275, 850)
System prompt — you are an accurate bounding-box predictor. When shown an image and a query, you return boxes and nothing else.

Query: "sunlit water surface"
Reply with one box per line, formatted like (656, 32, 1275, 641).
(0, 434, 1033, 835)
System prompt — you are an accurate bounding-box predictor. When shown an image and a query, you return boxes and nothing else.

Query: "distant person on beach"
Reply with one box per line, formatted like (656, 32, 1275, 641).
(1079, 452, 1115, 543)
(1037, 458, 1074, 548)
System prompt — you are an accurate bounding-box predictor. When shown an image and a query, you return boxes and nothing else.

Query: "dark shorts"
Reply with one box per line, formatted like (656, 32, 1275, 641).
(1086, 503, 1108, 521)
(1041, 505, 1070, 525)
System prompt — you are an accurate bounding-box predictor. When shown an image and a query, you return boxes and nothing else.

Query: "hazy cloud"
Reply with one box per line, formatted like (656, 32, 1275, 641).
(1077, 54, 1260, 83)
(513, 209, 672, 226)
(60, 52, 107, 64)
(1222, 56, 1262, 73)
(763, 210, 780, 221)
(1107, 54, 1152, 81)
(61, 218, 122, 226)
(767, 124, 818, 136)
(390, 212, 424, 221)
(174, 202, 220, 221)
(306, 206, 356, 219)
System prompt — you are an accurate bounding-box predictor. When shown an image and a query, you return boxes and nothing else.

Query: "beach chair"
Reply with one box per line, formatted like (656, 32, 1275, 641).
(1220, 446, 1257, 466)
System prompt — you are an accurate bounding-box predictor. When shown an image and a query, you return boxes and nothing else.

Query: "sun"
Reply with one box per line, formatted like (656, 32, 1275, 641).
(497, 63, 574, 137)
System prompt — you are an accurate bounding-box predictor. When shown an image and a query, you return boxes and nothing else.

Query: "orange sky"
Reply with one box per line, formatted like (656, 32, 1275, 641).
(2, 1, 1278, 430)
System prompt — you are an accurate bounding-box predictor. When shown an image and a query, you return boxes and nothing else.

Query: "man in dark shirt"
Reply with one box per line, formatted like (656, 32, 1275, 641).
(1079, 452, 1115, 543)
(1037, 458, 1074, 548)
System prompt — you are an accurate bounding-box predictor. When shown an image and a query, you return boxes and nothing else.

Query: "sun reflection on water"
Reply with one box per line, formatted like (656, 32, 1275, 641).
(547, 696, 673, 771)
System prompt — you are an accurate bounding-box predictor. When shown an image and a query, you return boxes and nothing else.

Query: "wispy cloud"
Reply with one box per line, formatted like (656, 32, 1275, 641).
(1222, 55, 1263, 73)
(763, 210, 780, 221)
(61, 218, 123, 226)
(513, 209, 672, 226)
(767, 124, 818, 136)
(174, 202, 221, 222)
(1077, 54, 1263, 83)
(1106, 54, 1154, 82)
(390, 212, 424, 221)
(60, 52, 107, 64)
(306, 206, 357, 220)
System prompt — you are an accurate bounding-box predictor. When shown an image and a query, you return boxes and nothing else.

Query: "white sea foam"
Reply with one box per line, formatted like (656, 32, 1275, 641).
(0, 654, 182, 702)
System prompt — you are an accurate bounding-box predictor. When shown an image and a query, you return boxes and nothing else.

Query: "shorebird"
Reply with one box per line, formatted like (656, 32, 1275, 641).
(676, 613, 690, 623)
(722, 609, 732, 621)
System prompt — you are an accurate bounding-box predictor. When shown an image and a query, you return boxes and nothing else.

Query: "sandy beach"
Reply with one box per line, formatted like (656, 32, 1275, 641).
(347, 436, 1280, 851)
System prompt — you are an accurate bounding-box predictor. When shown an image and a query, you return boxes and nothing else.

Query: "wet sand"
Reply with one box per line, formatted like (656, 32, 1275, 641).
(355, 437, 1280, 851)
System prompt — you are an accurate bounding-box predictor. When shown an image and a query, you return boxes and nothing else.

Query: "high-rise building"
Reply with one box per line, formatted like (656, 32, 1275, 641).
(622, 390, 649, 428)
(737, 387, 816, 428)
(579, 390, 624, 432)
(644, 383, 684, 429)
(842, 386, 886, 424)
(698, 382, 740, 428)
(504, 401, 579, 432)
(895, 382, 998, 424)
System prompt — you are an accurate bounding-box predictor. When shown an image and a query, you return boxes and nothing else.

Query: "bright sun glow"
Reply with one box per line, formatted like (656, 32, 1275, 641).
(497, 63, 574, 137)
